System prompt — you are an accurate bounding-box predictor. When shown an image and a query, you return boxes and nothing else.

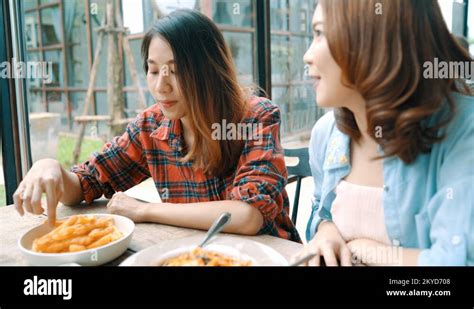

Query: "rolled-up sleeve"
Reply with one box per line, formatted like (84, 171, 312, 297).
(71, 118, 150, 204)
(229, 103, 288, 234)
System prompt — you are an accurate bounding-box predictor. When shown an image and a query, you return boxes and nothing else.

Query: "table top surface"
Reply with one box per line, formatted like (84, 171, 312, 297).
(0, 201, 303, 266)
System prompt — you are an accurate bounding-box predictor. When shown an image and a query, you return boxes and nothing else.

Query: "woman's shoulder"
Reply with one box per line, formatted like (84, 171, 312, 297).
(247, 96, 278, 112)
(451, 92, 474, 123)
(434, 92, 474, 144)
(245, 96, 281, 122)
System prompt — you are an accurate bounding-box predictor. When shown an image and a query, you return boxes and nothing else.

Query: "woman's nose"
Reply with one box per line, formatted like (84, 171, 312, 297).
(303, 42, 314, 65)
(155, 72, 172, 94)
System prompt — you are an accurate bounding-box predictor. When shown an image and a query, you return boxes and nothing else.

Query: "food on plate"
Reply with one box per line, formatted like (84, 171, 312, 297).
(158, 247, 252, 266)
(32, 215, 123, 253)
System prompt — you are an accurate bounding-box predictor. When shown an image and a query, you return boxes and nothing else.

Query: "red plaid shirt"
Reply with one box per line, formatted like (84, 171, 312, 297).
(71, 96, 301, 242)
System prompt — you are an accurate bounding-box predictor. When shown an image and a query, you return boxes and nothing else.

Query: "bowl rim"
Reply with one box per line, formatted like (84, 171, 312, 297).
(152, 244, 258, 266)
(18, 213, 135, 257)
(122, 235, 289, 266)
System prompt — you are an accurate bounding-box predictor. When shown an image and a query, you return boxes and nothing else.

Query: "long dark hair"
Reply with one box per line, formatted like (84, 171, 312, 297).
(141, 9, 247, 177)
(320, 0, 472, 163)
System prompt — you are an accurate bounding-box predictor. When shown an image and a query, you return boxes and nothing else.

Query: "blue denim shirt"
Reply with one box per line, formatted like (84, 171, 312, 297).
(306, 92, 474, 266)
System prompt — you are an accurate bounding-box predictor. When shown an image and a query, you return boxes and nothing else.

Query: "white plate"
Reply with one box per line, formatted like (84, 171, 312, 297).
(120, 235, 288, 266)
(18, 214, 134, 266)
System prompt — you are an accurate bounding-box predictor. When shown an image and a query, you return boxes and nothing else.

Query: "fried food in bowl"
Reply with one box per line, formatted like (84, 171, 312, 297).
(18, 214, 134, 266)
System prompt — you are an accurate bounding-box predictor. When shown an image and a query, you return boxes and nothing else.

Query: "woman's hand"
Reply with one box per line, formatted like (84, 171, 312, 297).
(292, 221, 352, 266)
(13, 158, 65, 226)
(106, 192, 150, 223)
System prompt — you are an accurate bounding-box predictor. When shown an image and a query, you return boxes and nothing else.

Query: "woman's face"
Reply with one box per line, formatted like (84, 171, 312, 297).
(303, 4, 364, 109)
(146, 36, 186, 120)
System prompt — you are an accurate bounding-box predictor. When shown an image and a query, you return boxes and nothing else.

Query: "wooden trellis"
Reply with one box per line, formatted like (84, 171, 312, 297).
(72, 0, 146, 163)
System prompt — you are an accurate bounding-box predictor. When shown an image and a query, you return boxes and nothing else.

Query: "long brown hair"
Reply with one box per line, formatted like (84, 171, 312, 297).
(320, 0, 473, 163)
(142, 9, 248, 177)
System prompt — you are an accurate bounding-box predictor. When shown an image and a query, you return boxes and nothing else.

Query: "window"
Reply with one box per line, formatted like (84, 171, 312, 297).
(19, 0, 320, 175)
(270, 0, 321, 138)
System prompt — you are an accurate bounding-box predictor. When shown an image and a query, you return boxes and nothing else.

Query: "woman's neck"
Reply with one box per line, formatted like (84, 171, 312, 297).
(180, 116, 195, 149)
(346, 100, 378, 150)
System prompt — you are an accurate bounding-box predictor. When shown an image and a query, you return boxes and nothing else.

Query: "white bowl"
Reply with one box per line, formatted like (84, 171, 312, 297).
(151, 244, 257, 266)
(18, 214, 134, 266)
(121, 235, 288, 266)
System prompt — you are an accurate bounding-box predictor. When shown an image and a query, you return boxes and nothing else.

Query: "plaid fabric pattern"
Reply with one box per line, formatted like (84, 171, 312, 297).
(71, 96, 301, 242)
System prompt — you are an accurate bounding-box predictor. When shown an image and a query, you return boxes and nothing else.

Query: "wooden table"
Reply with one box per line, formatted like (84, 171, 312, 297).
(0, 200, 303, 266)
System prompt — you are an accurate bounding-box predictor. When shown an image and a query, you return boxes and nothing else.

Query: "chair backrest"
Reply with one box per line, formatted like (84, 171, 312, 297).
(284, 147, 311, 225)
(284, 148, 312, 178)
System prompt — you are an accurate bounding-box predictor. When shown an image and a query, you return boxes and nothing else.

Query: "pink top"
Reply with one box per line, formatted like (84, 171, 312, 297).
(331, 180, 391, 245)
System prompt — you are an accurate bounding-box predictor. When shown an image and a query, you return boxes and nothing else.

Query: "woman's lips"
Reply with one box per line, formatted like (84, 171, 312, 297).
(313, 77, 321, 90)
(159, 100, 178, 108)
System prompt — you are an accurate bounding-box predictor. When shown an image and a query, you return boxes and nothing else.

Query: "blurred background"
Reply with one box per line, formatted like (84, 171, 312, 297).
(1, 0, 473, 207)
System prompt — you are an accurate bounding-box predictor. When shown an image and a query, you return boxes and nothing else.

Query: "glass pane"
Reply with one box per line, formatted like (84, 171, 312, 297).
(40, 7, 62, 45)
(24, 0, 39, 11)
(64, 0, 90, 87)
(25, 12, 40, 49)
(90, 0, 107, 88)
(29, 102, 61, 163)
(40, 0, 58, 5)
(270, 0, 318, 138)
(123, 38, 146, 87)
(289, 0, 313, 33)
(152, 0, 199, 16)
(223, 32, 254, 86)
(95, 92, 109, 135)
(270, 0, 289, 31)
(271, 34, 290, 84)
(212, 0, 253, 28)
(27, 90, 45, 113)
(122, 0, 144, 34)
(43, 50, 64, 87)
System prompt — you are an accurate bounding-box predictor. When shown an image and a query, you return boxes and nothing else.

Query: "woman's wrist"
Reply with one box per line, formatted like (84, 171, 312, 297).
(139, 202, 169, 222)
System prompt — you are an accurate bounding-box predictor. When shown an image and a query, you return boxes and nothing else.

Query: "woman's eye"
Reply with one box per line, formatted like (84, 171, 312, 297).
(314, 29, 323, 37)
(149, 71, 158, 75)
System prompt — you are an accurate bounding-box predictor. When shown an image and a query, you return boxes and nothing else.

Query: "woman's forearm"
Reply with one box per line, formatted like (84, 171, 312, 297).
(142, 200, 264, 235)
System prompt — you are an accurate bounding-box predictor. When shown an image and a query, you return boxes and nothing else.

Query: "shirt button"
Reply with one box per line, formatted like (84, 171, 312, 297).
(392, 239, 400, 246)
(451, 235, 461, 245)
(383, 185, 389, 192)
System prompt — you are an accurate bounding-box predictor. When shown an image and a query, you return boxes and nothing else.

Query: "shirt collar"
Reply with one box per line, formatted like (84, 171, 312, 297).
(323, 127, 351, 171)
(150, 116, 183, 141)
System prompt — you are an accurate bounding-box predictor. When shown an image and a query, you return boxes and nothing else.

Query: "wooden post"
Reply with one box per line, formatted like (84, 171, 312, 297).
(72, 0, 144, 164)
(106, 0, 125, 137)
(115, 4, 147, 111)
(72, 24, 105, 163)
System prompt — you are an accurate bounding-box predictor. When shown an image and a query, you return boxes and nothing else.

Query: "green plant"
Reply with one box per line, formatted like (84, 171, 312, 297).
(57, 135, 104, 169)
(0, 185, 5, 207)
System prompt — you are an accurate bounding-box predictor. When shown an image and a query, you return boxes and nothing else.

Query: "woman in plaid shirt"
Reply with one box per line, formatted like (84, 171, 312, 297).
(13, 9, 301, 243)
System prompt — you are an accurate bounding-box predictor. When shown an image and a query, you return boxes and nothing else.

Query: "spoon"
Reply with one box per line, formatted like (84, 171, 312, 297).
(198, 212, 231, 248)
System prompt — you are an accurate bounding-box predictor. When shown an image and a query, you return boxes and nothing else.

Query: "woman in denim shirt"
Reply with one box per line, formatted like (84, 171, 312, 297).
(293, 0, 473, 266)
